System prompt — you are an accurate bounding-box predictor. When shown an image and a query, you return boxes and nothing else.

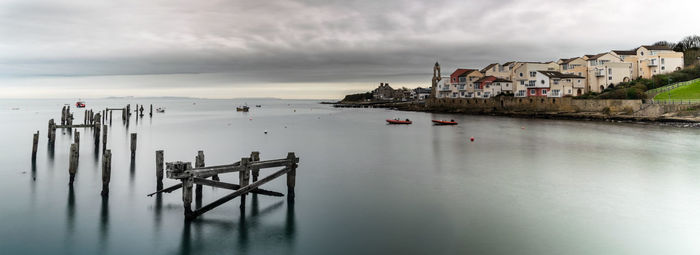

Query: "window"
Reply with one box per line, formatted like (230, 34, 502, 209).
(562, 65, 568, 70)
(542, 89, 548, 95)
(608, 76, 612, 80)
(662, 66, 665, 70)
(578, 72, 582, 76)
(528, 80, 536, 86)
(530, 89, 536, 95)
(578, 80, 581, 83)
(553, 80, 559, 85)
(529, 71, 536, 77)
(541, 80, 545, 84)
(641, 52, 644, 56)
(520, 80, 525, 85)
(519, 72, 523, 77)
(661, 58, 665, 64)
(590, 60, 597, 66)
(608, 68, 612, 75)
(568, 89, 572, 94)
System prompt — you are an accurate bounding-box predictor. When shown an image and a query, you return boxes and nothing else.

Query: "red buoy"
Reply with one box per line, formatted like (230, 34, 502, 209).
(470, 137, 474, 142)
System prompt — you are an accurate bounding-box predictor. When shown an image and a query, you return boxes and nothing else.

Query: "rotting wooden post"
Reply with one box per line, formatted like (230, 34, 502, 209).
(74, 131, 80, 152)
(61, 106, 66, 125)
(195, 151, 205, 204)
(150, 104, 153, 117)
(251, 151, 260, 189)
(109, 110, 113, 125)
(130, 133, 137, 158)
(239, 157, 250, 211)
(84, 110, 88, 124)
(68, 143, 78, 185)
(101, 150, 111, 197)
(102, 125, 107, 153)
(286, 152, 297, 202)
(47, 119, 56, 144)
(178, 162, 194, 219)
(155, 150, 164, 190)
(31, 131, 39, 161)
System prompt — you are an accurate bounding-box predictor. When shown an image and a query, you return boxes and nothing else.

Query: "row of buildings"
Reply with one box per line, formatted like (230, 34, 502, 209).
(372, 83, 432, 101)
(435, 45, 685, 98)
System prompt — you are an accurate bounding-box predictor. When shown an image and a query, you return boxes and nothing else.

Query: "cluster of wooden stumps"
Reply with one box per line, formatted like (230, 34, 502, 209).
(33, 104, 154, 196)
(149, 151, 299, 220)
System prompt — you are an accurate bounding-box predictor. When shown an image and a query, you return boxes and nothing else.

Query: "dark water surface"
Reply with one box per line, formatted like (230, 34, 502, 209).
(2, 98, 700, 255)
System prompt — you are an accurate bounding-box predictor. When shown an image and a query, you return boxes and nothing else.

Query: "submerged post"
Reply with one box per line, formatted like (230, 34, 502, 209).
(31, 131, 39, 161)
(130, 133, 137, 158)
(101, 150, 112, 197)
(74, 131, 80, 152)
(286, 152, 297, 202)
(239, 157, 250, 211)
(155, 150, 164, 190)
(47, 119, 56, 144)
(102, 125, 108, 153)
(195, 151, 205, 204)
(68, 143, 78, 185)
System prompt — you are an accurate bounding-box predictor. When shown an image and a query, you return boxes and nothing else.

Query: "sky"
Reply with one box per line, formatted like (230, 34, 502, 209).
(0, 0, 698, 99)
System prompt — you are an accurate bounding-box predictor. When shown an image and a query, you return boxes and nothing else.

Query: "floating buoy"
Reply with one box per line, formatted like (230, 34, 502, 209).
(249, 118, 252, 120)
(470, 137, 474, 142)
(264, 130, 268, 134)
(294, 109, 296, 112)
(521, 126, 525, 130)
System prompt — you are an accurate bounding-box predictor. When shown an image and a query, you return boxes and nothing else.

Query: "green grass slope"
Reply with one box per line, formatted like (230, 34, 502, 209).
(654, 80, 700, 99)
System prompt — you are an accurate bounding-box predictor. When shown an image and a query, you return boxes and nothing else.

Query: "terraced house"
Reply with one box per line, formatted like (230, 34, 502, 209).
(511, 62, 559, 97)
(583, 52, 633, 93)
(448, 69, 483, 98)
(612, 45, 684, 79)
(557, 57, 588, 95)
(535, 71, 586, 97)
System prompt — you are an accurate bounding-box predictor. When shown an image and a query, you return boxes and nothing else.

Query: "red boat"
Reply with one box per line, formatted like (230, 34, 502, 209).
(75, 101, 86, 108)
(432, 119, 458, 125)
(386, 119, 412, 124)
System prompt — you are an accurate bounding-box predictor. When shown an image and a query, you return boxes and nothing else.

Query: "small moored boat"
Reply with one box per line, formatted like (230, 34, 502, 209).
(236, 105, 250, 112)
(75, 101, 86, 108)
(432, 119, 458, 125)
(156, 107, 165, 113)
(386, 118, 412, 124)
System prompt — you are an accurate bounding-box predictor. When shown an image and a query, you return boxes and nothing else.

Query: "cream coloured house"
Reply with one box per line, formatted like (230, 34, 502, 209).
(583, 53, 632, 93)
(435, 77, 452, 98)
(511, 62, 559, 97)
(481, 63, 511, 79)
(536, 71, 586, 97)
(558, 57, 588, 95)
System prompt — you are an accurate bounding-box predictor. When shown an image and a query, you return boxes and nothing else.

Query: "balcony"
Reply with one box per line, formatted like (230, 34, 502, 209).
(439, 86, 451, 91)
(595, 70, 604, 77)
(648, 61, 658, 67)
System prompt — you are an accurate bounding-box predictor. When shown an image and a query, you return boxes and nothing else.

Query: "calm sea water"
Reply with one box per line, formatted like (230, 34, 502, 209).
(2, 98, 700, 255)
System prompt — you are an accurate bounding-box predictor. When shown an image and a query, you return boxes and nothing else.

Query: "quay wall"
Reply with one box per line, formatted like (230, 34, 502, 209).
(426, 97, 643, 114)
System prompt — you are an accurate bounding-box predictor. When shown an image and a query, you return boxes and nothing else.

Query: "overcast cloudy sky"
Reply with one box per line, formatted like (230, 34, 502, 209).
(1, 0, 698, 99)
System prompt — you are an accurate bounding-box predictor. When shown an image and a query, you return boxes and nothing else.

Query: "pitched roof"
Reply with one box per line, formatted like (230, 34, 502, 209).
(451, 68, 477, 77)
(457, 69, 480, 77)
(640, 45, 674, 51)
(493, 78, 512, 83)
(584, 53, 610, 60)
(612, 49, 637, 55)
(480, 63, 498, 73)
(559, 57, 581, 65)
(538, 71, 585, 79)
(502, 61, 515, 66)
(475, 76, 497, 83)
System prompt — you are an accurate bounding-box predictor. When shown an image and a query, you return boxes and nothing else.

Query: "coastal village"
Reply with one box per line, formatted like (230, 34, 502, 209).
(433, 45, 684, 99)
(345, 44, 685, 103)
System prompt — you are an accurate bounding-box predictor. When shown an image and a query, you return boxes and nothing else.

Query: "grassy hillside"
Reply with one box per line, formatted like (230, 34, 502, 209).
(654, 80, 700, 99)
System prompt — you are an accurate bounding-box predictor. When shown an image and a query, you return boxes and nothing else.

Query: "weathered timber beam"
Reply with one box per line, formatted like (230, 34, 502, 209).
(55, 124, 96, 128)
(189, 166, 291, 219)
(171, 158, 299, 179)
(192, 177, 284, 197)
(146, 183, 183, 197)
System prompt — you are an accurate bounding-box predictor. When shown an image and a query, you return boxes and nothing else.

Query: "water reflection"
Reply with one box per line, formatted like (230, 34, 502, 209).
(176, 199, 295, 254)
(99, 196, 109, 253)
(66, 186, 75, 234)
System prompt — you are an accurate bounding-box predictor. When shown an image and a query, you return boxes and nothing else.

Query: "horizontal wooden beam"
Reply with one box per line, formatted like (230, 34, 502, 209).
(146, 183, 183, 197)
(168, 157, 299, 179)
(55, 124, 96, 128)
(190, 166, 291, 219)
(192, 178, 284, 197)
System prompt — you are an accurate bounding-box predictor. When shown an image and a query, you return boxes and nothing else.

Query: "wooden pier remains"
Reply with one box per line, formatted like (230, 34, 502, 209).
(31, 131, 39, 160)
(150, 151, 299, 220)
(101, 150, 112, 197)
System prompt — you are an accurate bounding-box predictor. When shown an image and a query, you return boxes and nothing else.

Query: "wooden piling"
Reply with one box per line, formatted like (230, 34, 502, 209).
(31, 131, 39, 160)
(239, 157, 250, 210)
(195, 151, 205, 204)
(68, 143, 78, 185)
(102, 125, 107, 153)
(155, 150, 164, 190)
(286, 152, 297, 201)
(101, 150, 112, 197)
(74, 131, 80, 152)
(130, 133, 137, 158)
(251, 151, 260, 184)
(109, 110, 113, 124)
(181, 163, 194, 218)
(47, 119, 56, 144)
(150, 104, 153, 117)
(61, 106, 66, 125)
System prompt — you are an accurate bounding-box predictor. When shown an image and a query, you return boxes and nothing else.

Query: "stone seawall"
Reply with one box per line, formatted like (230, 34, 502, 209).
(426, 97, 643, 114)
